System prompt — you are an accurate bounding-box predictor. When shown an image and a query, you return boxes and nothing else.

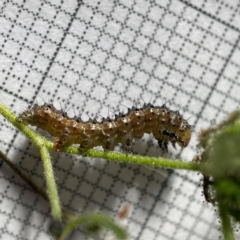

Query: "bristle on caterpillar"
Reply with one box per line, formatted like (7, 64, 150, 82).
(17, 103, 191, 152)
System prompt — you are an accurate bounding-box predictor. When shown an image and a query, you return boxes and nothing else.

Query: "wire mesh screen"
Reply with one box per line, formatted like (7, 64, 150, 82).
(1, 0, 240, 239)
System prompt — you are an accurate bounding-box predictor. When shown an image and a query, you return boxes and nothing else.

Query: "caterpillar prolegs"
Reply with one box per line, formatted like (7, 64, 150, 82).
(17, 102, 191, 152)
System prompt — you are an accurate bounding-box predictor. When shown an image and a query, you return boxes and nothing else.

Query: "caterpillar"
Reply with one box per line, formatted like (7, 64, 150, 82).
(17, 102, 191, 152)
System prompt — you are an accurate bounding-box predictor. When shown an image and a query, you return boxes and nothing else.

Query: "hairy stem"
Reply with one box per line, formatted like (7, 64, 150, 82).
(218, 202, 235, 240)
(59, 144, 201, 171)
(0, 102, 62, 221)
(39, 145, 62, 220)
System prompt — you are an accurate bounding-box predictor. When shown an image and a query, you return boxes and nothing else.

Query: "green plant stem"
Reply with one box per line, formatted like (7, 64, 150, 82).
(0, 102, 62, 221)
(218, 202, 235, 240)
(58, 213, 127, 240)
(61, 144, 201, 171)
(39, 145, 62, 220)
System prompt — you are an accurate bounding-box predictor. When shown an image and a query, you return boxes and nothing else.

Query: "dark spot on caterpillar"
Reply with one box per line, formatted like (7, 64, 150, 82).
(162, 130, 177, 139)
(18, 102, 192, 152)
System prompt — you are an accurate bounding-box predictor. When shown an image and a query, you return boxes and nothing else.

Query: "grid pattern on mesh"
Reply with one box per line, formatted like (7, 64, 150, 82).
(0, 0, 240, 239)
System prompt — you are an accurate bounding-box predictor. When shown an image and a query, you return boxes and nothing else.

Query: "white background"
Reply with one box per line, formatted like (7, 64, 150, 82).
(1, 0, 240, 239)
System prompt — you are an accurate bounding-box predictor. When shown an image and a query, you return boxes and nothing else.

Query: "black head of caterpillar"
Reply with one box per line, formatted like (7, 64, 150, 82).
(17, 102, 191, 152)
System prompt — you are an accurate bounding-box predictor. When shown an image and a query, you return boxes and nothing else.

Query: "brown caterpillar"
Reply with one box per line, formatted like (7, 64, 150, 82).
(17, 103, 191, 152)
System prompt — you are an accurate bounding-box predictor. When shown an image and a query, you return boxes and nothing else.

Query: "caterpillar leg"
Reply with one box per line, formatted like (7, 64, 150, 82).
(54, 137, 62, 152)
(104, 141, 115, 152)
(158, 139, 168, 152)
(78, 139, 93, 151)
(54, 134, 70, 151)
